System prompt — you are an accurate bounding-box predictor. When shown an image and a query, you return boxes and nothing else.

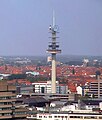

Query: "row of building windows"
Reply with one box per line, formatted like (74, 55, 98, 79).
(0, 102, 12, 105)
(38, 115, 102, 119)
(0, 97, 11, 100)
(0, 107, 11, 110)
(14, 112, 26, 115)
(0, 96, 16, 100)
(0, 111, 26, 116)
(0, 113, 11, 116)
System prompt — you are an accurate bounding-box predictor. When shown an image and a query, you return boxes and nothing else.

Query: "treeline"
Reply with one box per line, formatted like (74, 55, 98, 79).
(7, 74, 48, 83)
(8, 74, 27, 80)
(27, 76, 48, 83)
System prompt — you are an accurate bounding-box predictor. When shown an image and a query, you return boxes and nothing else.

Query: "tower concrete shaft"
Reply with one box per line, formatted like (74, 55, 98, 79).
(51, 54, 56, 93)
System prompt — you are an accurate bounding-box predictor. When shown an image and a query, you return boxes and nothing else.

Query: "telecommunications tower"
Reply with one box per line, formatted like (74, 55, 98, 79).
(47, 13, 61, 93)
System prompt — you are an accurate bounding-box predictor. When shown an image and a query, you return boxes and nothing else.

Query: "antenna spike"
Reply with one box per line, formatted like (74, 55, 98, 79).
(53, 10, 55, 27)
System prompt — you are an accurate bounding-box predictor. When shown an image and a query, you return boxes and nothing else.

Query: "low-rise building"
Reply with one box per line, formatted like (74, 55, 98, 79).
(32, 81, 68, 94)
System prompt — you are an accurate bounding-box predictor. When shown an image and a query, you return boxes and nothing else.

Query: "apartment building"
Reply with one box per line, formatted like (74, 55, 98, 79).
(88, 76, 102, 98)
(0, 80, 27, 119)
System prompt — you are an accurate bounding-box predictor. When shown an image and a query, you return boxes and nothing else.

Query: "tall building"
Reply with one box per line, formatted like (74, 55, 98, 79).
(46, 13, 61, 93)
(0, 80, 27, 119)
(83, 59, 89, 67)
(88, 75, 102, 98)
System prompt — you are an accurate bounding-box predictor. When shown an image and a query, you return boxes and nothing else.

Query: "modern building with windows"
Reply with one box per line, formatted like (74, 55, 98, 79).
(32, 81, 68, 94)
(0, 80, 27, 119)
(88, 76, 102, 98)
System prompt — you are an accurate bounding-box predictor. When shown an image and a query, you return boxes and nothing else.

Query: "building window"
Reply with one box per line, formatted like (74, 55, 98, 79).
(39, 116, 42, 118)
(84, 116, 97, 119)
(44, 116, 47, 118)
(49, 116, 52, 118)
(4, 113, 11, 116)
(70, 116, 83, 118)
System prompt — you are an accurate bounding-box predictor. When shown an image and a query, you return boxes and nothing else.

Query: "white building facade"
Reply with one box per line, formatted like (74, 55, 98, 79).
(32, 81, 68, 94)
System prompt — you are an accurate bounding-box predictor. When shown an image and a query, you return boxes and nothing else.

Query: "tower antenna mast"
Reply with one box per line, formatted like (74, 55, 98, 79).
(47, 12, 61, 93)
(53, 10, 55, 27)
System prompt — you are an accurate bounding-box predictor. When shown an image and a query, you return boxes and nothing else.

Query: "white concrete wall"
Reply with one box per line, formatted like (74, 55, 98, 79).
(76, 86, 82, 95)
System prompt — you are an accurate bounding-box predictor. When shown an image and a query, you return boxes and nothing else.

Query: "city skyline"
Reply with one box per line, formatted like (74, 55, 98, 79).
(0, 0, 102, 56)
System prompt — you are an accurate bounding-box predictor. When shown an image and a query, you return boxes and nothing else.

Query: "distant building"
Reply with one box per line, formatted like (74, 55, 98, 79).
(77, 86, 82, 95)
(83, 59, 89, 67)
(26, 71, 39, 76)
(17, 84, 34, 94)
(77, 85, 90, 96)
(47, 56, 52, 62)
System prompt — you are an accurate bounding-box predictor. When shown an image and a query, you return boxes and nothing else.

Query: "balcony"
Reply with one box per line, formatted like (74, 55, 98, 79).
(0, 115, 12, 119)
(0, 110, 12, 114)
(0, 98, 16, 103)
(0, 104, 12, 108)
(0, 86, 7, 92)
(14, 114, 27, 118)
(8, 86, 16, 91)
(0, 92, 16, 97)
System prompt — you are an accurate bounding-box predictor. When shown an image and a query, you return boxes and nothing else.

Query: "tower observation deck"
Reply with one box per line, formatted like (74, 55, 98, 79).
(46, 14, 61, 93)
